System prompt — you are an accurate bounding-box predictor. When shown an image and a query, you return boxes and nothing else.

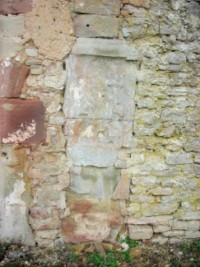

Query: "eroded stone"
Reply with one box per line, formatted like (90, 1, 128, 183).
(0, 99, 45, 145)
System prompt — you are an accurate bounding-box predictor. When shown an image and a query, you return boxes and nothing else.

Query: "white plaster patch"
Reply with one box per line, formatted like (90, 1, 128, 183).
(2, 120, 36, 144)
(5, 179, 25, 206)
(81, 125, 94, 138)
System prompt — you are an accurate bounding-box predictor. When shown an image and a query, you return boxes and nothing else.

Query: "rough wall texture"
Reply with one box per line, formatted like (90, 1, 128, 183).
(0, 0, 200, 246)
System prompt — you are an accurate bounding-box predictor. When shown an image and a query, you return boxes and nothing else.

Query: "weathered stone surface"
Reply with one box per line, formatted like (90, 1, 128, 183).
(72, 38, 138, 60)
(0, 99, 45, 145)
(74, 15, 119, 38)
(0, 15, 25, 36)
(65, 119, 132, 167)
(173, 220, 199, 231)
(153, 224, 171, 233)
(142, 202, 179, 216)
(0, 0, 32, 15)
(126, 216, 173, 225)
(129, 225, 153, 240)
(74, 0, 121, 15)
(181, 212, 200, 220)
(64, 55, 135, 120)
(0, 37, 22, 58)
(70, 167, 120, 199)
(0, 60, 30, 98)
(129, 0, 150, 9)
(149, 187, 173, 196)
(166, 153, 193, 165)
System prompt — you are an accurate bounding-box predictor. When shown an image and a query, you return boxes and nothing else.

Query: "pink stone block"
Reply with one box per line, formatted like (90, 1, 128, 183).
(0, 0, 32, 15)
(0, 99, 45, 145)
(0, 60, 30, 98)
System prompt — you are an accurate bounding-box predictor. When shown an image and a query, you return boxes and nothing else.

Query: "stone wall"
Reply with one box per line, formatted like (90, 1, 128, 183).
(0, 0, 199, 246)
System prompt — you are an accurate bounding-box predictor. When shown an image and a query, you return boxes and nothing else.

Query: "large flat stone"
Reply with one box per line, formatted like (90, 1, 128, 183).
(74, 0, 121, 15)
(74, 15, 119, 38)
(72, 38, 138, 60)
(0, 99, 45, 145)
(70, 167, 120, 199)
(64, 55, 135, 120)
(0, 37, 22, 57)
(0, 0, 32, 15)
(0, 60, 30, 98)
(0, 15, 25, 36)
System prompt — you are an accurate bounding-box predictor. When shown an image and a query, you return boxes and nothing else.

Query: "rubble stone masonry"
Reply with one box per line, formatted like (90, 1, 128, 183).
(0, 0, 200, 246)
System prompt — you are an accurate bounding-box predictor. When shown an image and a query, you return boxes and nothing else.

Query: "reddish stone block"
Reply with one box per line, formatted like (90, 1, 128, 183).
(0, 0, 32, 15)
(0, 99, 45, 145)
(0, 60, 30, 98)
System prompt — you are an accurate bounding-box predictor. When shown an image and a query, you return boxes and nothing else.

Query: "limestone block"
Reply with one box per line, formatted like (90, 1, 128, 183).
(0, 15, 24, 36)
(194, 154, 200, 163)
(129, 0, 150, 9)
(74, 15, 119, 38)
(74, 0, 121, 15)
(173, 220, 199, 231)
(0, 0, 32, 15)
(153, 224, 171, 233)
(0, 99, 45, 145)
(161, 52, 186, 65)
(70, 167, 120, 199)
(166, 153, 193, 165)
(149, 187, 173, 196)
(64, 55, 135, 120)
(185, 231, 200, 239)
(129, 225, 153, 240)
(72, 38, 138, 60)
(44, 62, 67, 90)
(0, 60, 30, 98)
(163, 230, 185, 237)
(142, 202, 179, 216)
(161, 109, 186, 124)
(181, 212, 200, 220)
(184, 137, 200, 152)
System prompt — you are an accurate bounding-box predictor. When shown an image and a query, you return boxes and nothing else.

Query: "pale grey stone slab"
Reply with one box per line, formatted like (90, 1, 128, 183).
(70, 167, 120, 199)
(0, 15, 25, 36)
(63, 55, 135, 120)
(74, 15, 119, 38)
(74, 0, 121, 15)
(72, 38, 138, 60)
(67, 141, 118, 167)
